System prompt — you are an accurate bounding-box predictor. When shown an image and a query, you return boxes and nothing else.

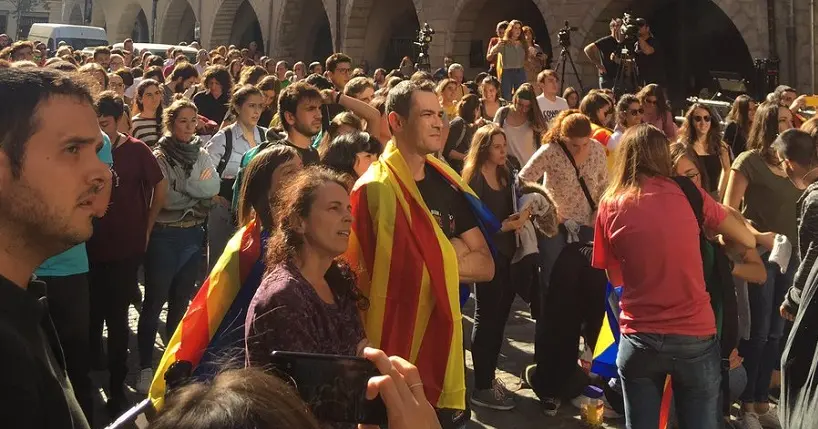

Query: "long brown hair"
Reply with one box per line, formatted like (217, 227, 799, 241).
(513, 83, 547, 134)
(462, 124, 510, 187)
(678, 103, 723, 155)
(726, 94, 754, 141)
(149, 367, 320, 429)
(747, 101, 783, 165)
(541, 110, 592, 145)
(237, 145, 300, 229)
(603, 124, 673, 201)
(503, 20, 529, 51)
(637, 83, 670, 120)
(266, 167, 368, 309)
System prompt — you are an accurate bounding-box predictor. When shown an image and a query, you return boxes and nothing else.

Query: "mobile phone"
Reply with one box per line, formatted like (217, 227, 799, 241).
(269, 351, 388, 425)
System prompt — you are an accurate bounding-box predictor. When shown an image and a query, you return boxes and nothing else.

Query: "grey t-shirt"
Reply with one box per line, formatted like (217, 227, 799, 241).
(499, 43, 526, 70)
(732, 150, 801, 242)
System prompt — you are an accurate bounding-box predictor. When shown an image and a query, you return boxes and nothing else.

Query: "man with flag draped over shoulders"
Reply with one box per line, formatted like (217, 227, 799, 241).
(345, 79, 498, 429)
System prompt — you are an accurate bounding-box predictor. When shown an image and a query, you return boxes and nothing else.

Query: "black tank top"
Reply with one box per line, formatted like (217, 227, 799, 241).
(698, 153, 722, 193)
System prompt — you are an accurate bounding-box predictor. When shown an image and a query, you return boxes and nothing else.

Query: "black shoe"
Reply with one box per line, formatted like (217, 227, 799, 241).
(106, 392, 128, 419)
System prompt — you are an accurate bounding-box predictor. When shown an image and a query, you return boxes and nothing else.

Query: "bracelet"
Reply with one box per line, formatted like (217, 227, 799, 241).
(335, 92, 342, 104)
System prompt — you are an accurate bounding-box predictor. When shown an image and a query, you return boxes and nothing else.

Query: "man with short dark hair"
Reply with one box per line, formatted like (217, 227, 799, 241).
(347, 80, 495, 428)
(162, 62, 199, 106)
(93, 46, 111, 70)
(0, 68, 111, 428)
(373, 67, 387, 89)
(325, 52, 352, 91)
(276, 81, 324, 165)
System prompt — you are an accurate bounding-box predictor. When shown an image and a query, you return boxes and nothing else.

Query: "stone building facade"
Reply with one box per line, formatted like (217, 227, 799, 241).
(50, 0, 818, 94)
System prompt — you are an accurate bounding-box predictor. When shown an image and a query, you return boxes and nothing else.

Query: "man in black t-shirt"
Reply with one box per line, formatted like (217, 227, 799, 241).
(277, 81, 323, 165)
(634, 21, 665, 87)
(584, 19, 624, 90)
(378, 80, 494, 428)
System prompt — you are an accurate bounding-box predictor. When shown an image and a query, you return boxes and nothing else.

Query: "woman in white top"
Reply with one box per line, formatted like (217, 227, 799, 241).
(204, 85, 266, 268)
(493, 83, 546, 169)
(519, 110, 608, 294)
(608, 94, 643, 153)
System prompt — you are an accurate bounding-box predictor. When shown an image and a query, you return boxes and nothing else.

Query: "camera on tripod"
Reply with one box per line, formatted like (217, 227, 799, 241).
(414, 23, 435, 72)
(619, 13, 645, 56)
(557, 20, 578, 48)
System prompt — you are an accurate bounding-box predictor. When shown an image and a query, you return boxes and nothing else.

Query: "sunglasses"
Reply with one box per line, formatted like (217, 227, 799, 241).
(694, 115, 711, 123)
(628, 108, 644, 116)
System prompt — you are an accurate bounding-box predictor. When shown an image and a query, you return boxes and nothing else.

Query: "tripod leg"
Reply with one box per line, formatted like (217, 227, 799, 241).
(565, 51, 584, 94)
(560, 49, 564, 94)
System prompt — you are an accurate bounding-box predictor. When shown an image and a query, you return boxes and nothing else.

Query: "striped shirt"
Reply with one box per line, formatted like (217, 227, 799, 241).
(131, 116, 162, 147)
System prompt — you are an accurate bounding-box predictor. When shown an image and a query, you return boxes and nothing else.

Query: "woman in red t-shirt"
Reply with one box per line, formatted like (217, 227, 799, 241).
(592, 124, 754, 429)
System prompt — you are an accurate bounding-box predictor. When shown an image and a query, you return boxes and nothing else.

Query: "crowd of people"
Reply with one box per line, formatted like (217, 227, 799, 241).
(1, 14, 818, 429)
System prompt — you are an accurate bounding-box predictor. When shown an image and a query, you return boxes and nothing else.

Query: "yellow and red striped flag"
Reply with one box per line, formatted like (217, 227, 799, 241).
(345, 140, 498, 410)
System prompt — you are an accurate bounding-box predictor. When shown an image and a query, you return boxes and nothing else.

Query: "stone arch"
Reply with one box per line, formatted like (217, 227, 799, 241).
(340, 0, 421, 69)
(68, 4, 83, 25)
(342, 0, 425, 66)
(90, 0, 107, 31)
(209, 0, 264, 50)
(447, 0, 556, 75)
(159, 0, 198, 44)
(112, 2, 151, 42)
(274, 0, 333, 64)
(576, 0, 764, 102)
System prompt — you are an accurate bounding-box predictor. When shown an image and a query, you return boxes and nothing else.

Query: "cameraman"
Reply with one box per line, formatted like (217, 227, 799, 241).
(584, 19, 623, 90)
(633, 19, 665, 87)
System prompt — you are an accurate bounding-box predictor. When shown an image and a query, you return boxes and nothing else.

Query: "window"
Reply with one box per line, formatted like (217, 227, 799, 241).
(18, 14, 48, 39)
(0, 14, 8, 35)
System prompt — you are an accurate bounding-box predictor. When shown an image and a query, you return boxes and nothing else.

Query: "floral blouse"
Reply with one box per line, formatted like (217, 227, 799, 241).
(519, 141, 608, 226)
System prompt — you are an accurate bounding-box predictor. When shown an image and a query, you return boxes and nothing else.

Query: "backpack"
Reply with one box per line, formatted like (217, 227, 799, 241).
(672, 176, 738, 419)
(217, 125, 266, 177)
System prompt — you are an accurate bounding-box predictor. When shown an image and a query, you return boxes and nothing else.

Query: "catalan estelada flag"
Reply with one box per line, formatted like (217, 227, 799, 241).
(148, 220, 266, 410)
(345, 141, 499, 410)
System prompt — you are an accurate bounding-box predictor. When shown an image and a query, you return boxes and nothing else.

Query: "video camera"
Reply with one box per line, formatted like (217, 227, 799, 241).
(557, 20, 579, 48)
(619, 13, 646, 55)
(414, 23, 435, 72)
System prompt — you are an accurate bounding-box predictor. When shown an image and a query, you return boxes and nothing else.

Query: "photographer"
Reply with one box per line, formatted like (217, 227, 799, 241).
(583, 19, 623, 90)
(633, 18, 665, 87)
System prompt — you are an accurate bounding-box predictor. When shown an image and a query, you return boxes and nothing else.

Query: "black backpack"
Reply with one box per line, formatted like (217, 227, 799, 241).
(216, 125, 266, 177)
(672, 176, 738, 420)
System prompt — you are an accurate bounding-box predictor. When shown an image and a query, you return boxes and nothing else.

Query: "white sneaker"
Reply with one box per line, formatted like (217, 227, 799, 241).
(756, 406, 780, 429)
(741, 412, 764, 429)
(136, 368, 154, 395)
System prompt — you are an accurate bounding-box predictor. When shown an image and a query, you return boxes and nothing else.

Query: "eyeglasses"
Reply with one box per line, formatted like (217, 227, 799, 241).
(684, 171, 700, 180)
(628, 108, 644, 116)
(693, 115, 711, 123)
(336, 68, 351, 75)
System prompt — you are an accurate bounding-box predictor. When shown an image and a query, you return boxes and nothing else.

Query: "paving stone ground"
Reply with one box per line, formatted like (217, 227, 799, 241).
(90, 288, 626, 429)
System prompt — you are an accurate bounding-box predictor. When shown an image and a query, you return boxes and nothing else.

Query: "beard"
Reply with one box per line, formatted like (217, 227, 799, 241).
(294, 120, 320, 138)
(0, 178, 88, 260)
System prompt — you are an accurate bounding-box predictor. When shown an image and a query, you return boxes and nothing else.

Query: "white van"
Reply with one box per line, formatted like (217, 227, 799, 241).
(27, 24, 108, 53)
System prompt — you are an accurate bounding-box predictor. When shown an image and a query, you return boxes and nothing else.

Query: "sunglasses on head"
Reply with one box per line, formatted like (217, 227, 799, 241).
(628, 108, 644, 116)
(694, 115, 711, 123)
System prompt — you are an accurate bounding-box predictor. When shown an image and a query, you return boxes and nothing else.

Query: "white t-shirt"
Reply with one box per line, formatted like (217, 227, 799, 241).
(503, 121, 536, 166)
(536, 95, 569, 125)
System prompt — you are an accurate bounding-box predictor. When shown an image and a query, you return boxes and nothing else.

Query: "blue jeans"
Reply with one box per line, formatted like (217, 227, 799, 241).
(739, 254, 795, 403)
(138, 223, 205, 368)
(500, 68, 526, 100)
(618, 333, 721, 429)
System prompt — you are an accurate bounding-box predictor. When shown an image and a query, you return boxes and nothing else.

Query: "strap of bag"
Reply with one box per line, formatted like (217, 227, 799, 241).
(671, 176, 733, 417)
(558, 141, 597, 212)
(217, 127, 233, 177)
